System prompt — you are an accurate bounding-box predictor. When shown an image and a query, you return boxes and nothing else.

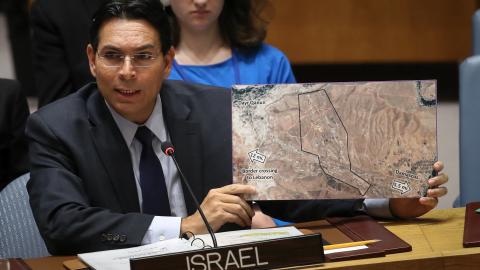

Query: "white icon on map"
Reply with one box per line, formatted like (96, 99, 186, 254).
(248, 149, 266, 163)
(391, 180, 411, 194)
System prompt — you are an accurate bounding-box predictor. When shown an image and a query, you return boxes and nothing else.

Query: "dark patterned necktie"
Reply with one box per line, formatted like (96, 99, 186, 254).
(135, 126, 171, 216)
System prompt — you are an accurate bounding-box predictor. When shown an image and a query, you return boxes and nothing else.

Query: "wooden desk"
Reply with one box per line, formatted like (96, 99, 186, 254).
(24, 208, 480, 270)
(25, 256, 75, 270)
(300, 207, 480, 270)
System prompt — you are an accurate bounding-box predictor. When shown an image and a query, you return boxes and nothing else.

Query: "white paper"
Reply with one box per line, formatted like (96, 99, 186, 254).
(194, 226, 304, 247)
(324, 245, 368, 254)
(78, 238, 198, 270)
(195, 227, 367, 255)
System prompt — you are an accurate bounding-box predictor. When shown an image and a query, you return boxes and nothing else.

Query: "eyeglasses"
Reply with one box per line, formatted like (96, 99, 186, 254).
(97, 52, 161, 68)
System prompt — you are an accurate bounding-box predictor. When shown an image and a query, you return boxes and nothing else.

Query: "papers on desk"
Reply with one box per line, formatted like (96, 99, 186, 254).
(78, 226, 366, 270)
(78, 227, 305, 270)
(324, 245, 368, 254)
(78, 238, 197, 270)
(195, 227, 369, 255)
(195, 226, 304, 247)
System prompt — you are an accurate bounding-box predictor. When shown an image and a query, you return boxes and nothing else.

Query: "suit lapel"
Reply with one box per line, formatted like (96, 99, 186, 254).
(161, 83, 204, 215)
(87, 91, 140, 213)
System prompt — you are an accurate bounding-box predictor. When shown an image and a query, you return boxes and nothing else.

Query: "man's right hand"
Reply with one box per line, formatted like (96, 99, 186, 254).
(180, 184, 256, 235)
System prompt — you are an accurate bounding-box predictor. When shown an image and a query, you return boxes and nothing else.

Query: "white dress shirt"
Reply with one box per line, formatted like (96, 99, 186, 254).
(106, 95, 187, 244)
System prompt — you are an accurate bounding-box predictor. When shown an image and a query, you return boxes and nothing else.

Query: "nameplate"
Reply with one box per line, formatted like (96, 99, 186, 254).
(130, 234, 324, 270)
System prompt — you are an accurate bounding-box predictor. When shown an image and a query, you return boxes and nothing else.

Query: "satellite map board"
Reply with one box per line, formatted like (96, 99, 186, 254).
(232, 81, 437, 200)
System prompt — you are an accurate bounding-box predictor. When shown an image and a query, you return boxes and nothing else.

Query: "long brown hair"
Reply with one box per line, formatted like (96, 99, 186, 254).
(167, 0, 272, 51)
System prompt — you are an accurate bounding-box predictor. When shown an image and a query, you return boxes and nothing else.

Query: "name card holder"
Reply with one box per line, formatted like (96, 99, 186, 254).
(130, 234, 324, 270)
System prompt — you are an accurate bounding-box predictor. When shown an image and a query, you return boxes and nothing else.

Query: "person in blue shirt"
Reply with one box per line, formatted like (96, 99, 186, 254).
(163, 0, 296, 227)
(164, 0, 296, 88)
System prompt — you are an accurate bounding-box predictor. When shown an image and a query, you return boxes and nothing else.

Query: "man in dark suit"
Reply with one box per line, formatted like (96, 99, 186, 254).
(26, 0, 448, 255)
(0, 78, 30, 190)
(30, 0, 106, 107)
(0, 0, 35, 96)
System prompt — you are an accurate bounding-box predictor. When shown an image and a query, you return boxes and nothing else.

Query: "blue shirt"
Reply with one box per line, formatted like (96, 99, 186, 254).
(168, 43, 296, 87)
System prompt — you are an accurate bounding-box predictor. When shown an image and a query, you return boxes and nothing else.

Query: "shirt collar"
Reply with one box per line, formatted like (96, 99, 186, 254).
(106, 95, 167, 146)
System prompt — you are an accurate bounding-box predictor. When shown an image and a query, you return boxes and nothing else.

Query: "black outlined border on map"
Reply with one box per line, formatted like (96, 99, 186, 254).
(297, 89, 372, 196)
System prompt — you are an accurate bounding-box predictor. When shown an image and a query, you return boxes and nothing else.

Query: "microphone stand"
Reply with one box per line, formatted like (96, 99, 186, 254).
(130, 143, 325, 270)
(162, 142, 218, 248)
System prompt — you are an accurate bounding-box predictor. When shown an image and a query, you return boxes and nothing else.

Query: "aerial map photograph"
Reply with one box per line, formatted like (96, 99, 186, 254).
(232, 81, 437, 200)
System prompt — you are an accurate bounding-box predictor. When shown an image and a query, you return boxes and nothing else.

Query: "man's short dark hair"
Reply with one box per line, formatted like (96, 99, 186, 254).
(90, 0, 172, 55)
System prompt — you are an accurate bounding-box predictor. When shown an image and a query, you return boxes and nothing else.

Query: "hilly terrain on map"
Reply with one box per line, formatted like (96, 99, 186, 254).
(232, 81, 437, 200)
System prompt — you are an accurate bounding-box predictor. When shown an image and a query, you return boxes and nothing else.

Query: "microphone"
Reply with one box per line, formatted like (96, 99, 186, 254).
(161, 141, 218, 248)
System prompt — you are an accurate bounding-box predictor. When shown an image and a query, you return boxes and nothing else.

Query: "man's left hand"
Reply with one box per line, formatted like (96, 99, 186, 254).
(389, 161, 448, 219)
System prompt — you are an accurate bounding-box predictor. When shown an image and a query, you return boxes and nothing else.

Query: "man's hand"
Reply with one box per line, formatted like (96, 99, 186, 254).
(180, 184, 256, 235)
(390, 161, 448, 219)
(251, 204, 277, 228)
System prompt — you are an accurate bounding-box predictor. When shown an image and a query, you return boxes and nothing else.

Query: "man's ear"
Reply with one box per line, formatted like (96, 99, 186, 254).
(86, 44, 97, 78)
(163, 47, 175, 77)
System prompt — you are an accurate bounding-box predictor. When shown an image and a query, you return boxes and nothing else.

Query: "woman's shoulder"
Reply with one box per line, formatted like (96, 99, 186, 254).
(237, 43, 290, 63)
(235, 43, 296, 84)
(258, 43, 287, 55)
(240, 43, 287, 58)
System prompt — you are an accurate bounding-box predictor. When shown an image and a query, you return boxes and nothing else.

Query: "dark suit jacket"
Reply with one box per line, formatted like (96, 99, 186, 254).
(30, 0, 105, 107)
(0, 79, 30, 190)
(26, 80, 362, 255)
(1, 0, 36, 96)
